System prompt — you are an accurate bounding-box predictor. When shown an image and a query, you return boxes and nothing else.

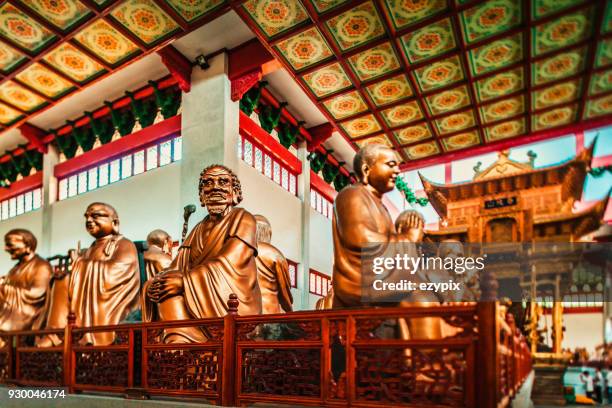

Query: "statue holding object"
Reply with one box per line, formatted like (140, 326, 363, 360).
(0, 229, 51, 346)
(144, 164, 261, 343)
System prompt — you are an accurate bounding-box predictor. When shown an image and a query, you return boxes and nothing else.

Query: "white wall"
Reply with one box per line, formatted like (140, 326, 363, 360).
(49, 163, 182, 256)
(563, 312, 604, 354)
(308, 208, 334, 309)
(0, 210, 43, 274)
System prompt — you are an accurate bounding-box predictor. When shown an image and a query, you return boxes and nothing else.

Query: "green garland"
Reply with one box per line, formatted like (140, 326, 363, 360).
(590, 165, 612, 178)
(396, 176, 428, 206)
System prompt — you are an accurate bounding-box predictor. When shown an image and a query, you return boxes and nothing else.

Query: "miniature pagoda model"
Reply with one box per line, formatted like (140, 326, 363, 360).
(420, 141, 609, 405)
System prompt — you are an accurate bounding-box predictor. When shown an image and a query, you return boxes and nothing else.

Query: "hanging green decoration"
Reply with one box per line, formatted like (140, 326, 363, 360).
(322, 161, 344, 183)
(0, 162, 15, 185)
(590, 165, 612, 178)
(85, 111, 114, 145)
(240, 81, 267, 116)
(19, 144, 43, 172)
(53, 129, 78, 159)
(126, 91, 157, 129)
(68, 120, 95, 152)
(105, 101, 135, 136)
(8, 150, 30, 178)
(333, 173, 350, 192)
(308, 150, 327, 173)
(277, 121, 302, 149)
(396, 175, 428, 206)
(149, 81, 181, 119)
(258, 102, 287, 133)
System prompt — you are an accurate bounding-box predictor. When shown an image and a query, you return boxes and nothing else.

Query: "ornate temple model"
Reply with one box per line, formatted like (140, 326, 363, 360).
(421, 143, 607, 244)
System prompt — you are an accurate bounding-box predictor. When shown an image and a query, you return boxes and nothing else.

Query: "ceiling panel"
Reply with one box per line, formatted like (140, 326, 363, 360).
(235, 0, 612, 164)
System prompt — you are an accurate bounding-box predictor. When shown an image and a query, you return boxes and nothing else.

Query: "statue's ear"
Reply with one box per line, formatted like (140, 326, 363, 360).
(112, 219, 120, 234)
(361, 163, 370, 184)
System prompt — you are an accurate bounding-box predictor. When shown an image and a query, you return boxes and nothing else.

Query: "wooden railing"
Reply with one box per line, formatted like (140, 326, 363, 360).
(0, 302, 531, 408)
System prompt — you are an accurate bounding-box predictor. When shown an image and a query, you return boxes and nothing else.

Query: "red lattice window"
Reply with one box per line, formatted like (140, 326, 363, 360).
(287, 259, 298, 288)
(238, 133, 298, 196)
(309, 269, 331, 297)
(310, 188, 334, 219)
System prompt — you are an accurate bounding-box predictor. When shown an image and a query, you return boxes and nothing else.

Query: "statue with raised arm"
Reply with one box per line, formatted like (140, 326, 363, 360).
(69, 203, 140, 345)
(0, 229, 51, 345)
(144, 229, 173, 281)
(144, 164, 261, 343)
(255, 215, 293, 314)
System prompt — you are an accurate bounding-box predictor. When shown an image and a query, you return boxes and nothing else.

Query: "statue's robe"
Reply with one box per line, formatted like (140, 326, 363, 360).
(332, 184, 398, 308)
(144, 247, 172, 282)
(144, 207, 261, 343)
(315, 288, 334, 310)
(256, 242, 293, 314)
(34, 266, 70, 347)
(0, 255, 51, 333)
(69, 235, 139, 345)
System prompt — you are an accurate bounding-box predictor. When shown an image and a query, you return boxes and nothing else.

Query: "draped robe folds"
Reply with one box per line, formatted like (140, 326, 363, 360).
(143, 207, 261, 341)
(256, 242, 293, 314)
(144, 248, 172, 282)
(69, 235, 139, 346)
(0, 255, 51, 334)
(332, 184, 400, 309)
(177, 207, 261, 318)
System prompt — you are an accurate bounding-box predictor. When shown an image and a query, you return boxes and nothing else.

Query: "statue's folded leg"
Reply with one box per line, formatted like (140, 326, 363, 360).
(157, 295, 208, 344)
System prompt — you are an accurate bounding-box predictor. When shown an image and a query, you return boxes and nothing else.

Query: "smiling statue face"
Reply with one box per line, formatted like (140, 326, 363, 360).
(4, 234, 30, 260)
(200, 167, 235, 217)
(364, 148, 400, 194)
(84, 204, 117, 238)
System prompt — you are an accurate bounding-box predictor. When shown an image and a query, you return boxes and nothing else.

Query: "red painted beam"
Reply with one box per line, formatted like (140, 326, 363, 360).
(307, 123, 333, 152)
(0, 172, 42, 201)
(592, 154, 612, 168)
(228, 39, 274, 80)
(231, 69, 262, 102)
(157, 45, 192, 93)
(401, 116, 612, 171)
(18, 123, 47, 154)
(310, 170, 337, 203)
(239, 110, 302, 175)
(54, 115, 181, 179)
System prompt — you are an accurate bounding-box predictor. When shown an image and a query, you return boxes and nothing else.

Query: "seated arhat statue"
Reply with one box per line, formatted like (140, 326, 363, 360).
(143, 229, 173, 281)
(0, 229, 51, 346)
(144, 164, 261, 343)
(39, 203, 140, 346)
(254, 214, 293, 314)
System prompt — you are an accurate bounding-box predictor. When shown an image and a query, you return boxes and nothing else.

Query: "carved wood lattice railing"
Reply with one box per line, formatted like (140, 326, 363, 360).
(0, 303, 531, 408)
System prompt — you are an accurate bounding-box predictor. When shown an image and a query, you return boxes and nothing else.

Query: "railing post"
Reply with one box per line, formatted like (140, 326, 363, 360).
(221, 294, 238, 406)
(477, 302, 500, 408)
(63, 312, 75, 393)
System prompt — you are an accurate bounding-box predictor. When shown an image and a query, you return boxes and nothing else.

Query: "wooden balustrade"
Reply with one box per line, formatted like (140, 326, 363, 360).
(0, 302, 531, 408)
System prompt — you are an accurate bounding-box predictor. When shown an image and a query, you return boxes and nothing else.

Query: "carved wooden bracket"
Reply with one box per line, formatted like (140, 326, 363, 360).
(18, 123, 47, 154)
(157, 45, 192, 93)
(231, 69, 262, 102)
(306, 123, 334, 152)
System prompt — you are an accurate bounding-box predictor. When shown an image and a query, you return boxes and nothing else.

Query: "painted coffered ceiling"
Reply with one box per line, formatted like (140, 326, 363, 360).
(233, 0, 612, 163)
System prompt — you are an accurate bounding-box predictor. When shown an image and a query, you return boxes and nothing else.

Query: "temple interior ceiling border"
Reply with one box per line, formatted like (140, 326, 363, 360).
(0, 0, 611, 167)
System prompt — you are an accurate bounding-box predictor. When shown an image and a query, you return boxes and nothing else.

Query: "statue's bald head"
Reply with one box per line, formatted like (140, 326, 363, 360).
(353, 144, 400, 193)
(147, 229, 171, 248)
(5, 229, 37, 251)
(254, 214, 272, 244)
(84, 202, 120, 237)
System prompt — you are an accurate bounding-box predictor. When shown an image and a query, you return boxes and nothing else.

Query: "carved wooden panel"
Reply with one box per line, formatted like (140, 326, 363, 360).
(240, 348, 320, 397)
(146, 349, 219, 393)
(18, 351, 63, 385)
(75, 351, 129, 387)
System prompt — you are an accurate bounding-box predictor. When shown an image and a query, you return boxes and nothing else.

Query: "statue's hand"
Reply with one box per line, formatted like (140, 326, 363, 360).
(151, 271, 184, 303)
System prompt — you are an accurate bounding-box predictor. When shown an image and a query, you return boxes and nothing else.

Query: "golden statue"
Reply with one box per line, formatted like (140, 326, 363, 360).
(255, 215, 293, 314)
(68, 203, 140, 346)
(331, 144, 405, 308)
(144, 164, 261, 343)
(0, 229, 51, 345)
(143, 229, 173, 281)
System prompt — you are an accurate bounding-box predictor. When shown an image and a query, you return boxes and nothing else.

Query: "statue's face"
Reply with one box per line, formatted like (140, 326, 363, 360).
(364, 148, 400, 194)
(84, 204, 116, 238)
(200, 167, 235, 216)
(4, 234, 31, 260)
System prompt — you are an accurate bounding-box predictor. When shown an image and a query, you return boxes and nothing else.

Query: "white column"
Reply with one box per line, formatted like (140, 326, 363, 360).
(179, 52, 240, 221)
(40, 144, 59, 257)
(297, 141, 311, 310)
